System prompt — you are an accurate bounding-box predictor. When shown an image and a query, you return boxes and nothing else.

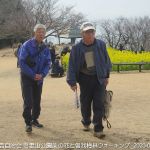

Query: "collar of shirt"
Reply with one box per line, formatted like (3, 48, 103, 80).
(81, 39, 96, 47)
(31, 38, 46, 50)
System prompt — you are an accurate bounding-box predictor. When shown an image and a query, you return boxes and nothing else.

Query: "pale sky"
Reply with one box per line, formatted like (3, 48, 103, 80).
(59, 0, 150, 21)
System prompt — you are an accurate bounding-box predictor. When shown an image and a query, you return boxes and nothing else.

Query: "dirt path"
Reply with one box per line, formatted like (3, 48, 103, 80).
(0, 53, 150, 150)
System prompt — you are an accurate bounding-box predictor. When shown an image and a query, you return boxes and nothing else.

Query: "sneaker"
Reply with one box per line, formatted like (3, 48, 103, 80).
(31, 120, 43, 128)
(83, 125, 90, 131)
(94, 131, 105, 139)
(25, 125, 32, 133)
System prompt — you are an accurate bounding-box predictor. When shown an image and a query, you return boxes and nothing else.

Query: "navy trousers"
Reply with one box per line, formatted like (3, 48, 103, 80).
(20, 73, 43, 125)
(79, 73, 105, 132)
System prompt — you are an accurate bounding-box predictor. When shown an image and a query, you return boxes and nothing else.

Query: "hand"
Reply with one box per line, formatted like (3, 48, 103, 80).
(70, 85, 77, 92)
(34, 74, 42, 81)
(105, 78, 109, 87)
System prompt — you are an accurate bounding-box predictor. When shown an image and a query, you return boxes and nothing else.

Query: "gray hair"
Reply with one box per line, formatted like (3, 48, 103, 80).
(33, 24, 46, 32)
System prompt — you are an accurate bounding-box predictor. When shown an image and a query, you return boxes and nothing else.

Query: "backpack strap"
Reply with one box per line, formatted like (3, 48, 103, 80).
(26, 43, 46, 58)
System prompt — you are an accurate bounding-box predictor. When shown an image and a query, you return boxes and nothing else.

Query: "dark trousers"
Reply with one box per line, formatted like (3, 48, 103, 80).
(20, 73, 43, 125)
(79, 73, 105, 132)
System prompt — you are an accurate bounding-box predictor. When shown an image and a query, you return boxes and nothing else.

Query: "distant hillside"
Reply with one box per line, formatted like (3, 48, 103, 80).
(0, 0, 21, 39)
(0, 0, 26, 48)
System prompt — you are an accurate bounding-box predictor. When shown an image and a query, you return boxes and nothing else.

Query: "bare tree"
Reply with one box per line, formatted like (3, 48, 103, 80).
(0, 0, 86, 45)
(22, 0, 85, 38)
(98, 16, 150, 51)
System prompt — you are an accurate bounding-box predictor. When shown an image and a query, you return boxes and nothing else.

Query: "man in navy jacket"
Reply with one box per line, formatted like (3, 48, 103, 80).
(19, 24, 51, 132)
(67, 22, 112, 138)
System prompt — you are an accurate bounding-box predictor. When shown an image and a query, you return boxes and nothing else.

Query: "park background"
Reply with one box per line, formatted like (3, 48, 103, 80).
(0, 0, 150, 149)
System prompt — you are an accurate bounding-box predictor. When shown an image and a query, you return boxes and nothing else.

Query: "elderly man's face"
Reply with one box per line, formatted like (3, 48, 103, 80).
(82, 29, 95, 45)
(34, 28, 46, 43)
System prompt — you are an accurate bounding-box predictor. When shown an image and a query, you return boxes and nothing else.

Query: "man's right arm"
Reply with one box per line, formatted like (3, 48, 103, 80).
(66, 46, 77, 91)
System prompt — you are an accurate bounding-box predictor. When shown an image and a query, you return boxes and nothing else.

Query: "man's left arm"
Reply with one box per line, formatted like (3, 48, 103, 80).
(103, 43, 112, 77)
(41, 49, 51, 78)
(103, 43, 112, 86)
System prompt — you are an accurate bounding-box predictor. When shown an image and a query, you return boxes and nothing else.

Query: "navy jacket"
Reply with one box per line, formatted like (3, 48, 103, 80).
(19, 38, 51, 82)
(67, 39, 112, 86)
